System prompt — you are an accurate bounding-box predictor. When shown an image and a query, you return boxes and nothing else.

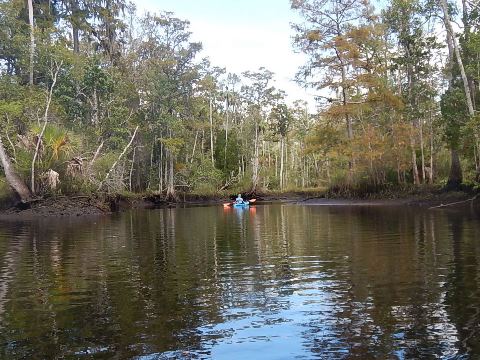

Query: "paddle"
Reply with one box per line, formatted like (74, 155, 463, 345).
(223, 198, 255, 207)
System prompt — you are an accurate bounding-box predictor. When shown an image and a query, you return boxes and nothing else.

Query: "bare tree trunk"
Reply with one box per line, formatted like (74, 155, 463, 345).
(164, 151, 168, 190)
(0, 139, 32, 201)
(449, 0, 480, 180)
(129, 146, 136, 192)
(4, 116, 16, 161)
(286, 139, 289, 187)
(251, 118, 260, 192)
(302, 156, 306, 188)
(447, 149, 463, 189)
(31, 61, 61, 194)
(406, 59, 420, 186)
(224, 95, 229, 170)
(341, 64, 354, 180)
(166, 150, 175, 200)
(28, 0, 34, 85)
(280, 137, 284, 190)
(98, 125, 139, 191)
(191, 130, 198, 164)
(89, 140, 104, 171)
(275, 153, 278, 178)
(159, 140, 163, 192)
(92, 87, 99, 124)
(439, 0, 475, 116)
(70, 0, 80, 53)
(148, 137, 155, 189)
(429, 112, 434, 183)
(31, 120, 47, 194)
(410, 136, 420, 185)
(420, 119, 426, 183)
(73, 27, 79, 53)
(201, 129, 205, 160)
(442, 12, 468, 187)
(443, 0, 479, 177)
(210, 98, 214, 165)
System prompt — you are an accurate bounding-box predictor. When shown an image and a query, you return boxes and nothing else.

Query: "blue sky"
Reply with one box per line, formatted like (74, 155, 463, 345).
(134, 0, 315, 106)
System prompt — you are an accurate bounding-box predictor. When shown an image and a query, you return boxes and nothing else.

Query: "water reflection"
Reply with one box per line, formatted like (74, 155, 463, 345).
(0, 204, 479, 359)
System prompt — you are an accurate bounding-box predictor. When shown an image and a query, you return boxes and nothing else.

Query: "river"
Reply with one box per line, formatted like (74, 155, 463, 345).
(0, 204, 479, 359)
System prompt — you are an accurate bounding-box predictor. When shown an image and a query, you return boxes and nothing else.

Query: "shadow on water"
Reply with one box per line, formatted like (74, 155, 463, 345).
(443, 208, 480, 358)
(0, 204, 479, 359)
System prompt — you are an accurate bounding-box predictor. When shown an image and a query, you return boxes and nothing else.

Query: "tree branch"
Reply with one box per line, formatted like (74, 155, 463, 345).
(429, 194, 479, 209)
(31, 59, 62, 194)
(97, 126, 139, 191)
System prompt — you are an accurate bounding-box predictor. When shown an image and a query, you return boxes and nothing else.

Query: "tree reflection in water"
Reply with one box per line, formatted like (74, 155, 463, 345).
(0, 204, 479, 359)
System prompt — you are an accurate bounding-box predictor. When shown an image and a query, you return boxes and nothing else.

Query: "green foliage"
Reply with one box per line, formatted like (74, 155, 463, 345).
(270, 103, 292, 138)
(1, 0, 479, 200)
(92, 152, 119, 178)
(214, 130, 240, 178)
(161, 137, 185, 154)
(32, 124, 77, 165)
(188, 158, 224, 192)
(0, 176, 12, 199)
(440, 87, 469, 149)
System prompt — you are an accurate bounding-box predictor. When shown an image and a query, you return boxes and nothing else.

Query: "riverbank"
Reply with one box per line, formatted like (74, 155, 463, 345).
(0, 187, 478, 219)
(0, 192, 229, 220)
(299, 190, 477, 208)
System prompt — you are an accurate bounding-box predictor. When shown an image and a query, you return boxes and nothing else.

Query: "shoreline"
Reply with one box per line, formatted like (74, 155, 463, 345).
(0, 189, 477, 220)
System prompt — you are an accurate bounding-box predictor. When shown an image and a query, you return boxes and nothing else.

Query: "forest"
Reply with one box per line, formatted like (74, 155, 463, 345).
(0, 0, 479, 203)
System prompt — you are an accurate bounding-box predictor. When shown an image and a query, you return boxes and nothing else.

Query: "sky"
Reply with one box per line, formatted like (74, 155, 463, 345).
(133, 0, 317, 108)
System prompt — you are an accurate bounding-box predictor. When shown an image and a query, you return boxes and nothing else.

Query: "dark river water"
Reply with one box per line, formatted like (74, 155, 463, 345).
(1, 204, 480, 359)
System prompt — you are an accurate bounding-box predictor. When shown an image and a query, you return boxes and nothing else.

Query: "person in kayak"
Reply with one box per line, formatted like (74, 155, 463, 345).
(235, 194, 244, 204)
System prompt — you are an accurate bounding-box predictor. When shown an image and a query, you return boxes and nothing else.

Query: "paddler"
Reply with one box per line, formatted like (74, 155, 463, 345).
(235, 194, 244, 204)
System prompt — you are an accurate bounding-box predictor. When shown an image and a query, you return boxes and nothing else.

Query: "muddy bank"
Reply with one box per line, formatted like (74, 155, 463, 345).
(0, 196, 110, 220)
(0, 189, 477, 219)
(0, 193, 229, 220)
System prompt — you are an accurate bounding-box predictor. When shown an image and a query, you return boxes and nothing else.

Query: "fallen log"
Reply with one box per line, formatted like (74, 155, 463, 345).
(429, 194, 479, 210)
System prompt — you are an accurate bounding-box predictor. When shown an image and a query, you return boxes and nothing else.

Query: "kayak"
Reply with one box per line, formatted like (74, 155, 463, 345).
(223, 199, 256, 208)
(233, 201, 250, 208)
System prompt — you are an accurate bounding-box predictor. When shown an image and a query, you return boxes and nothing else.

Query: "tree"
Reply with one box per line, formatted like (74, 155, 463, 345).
(136, 12, 202, 198)
(439, 0, 475, 116)
(31, 59, 62, 194)
(270, 103, 292, 189)
(291, 0, 372, 178)
(384, 0, 441, 185)
(241, 67, 276, 192)
(28, 0, 34, 85)
(438, 0, 479, 187)
(0, 137, 32, 201)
